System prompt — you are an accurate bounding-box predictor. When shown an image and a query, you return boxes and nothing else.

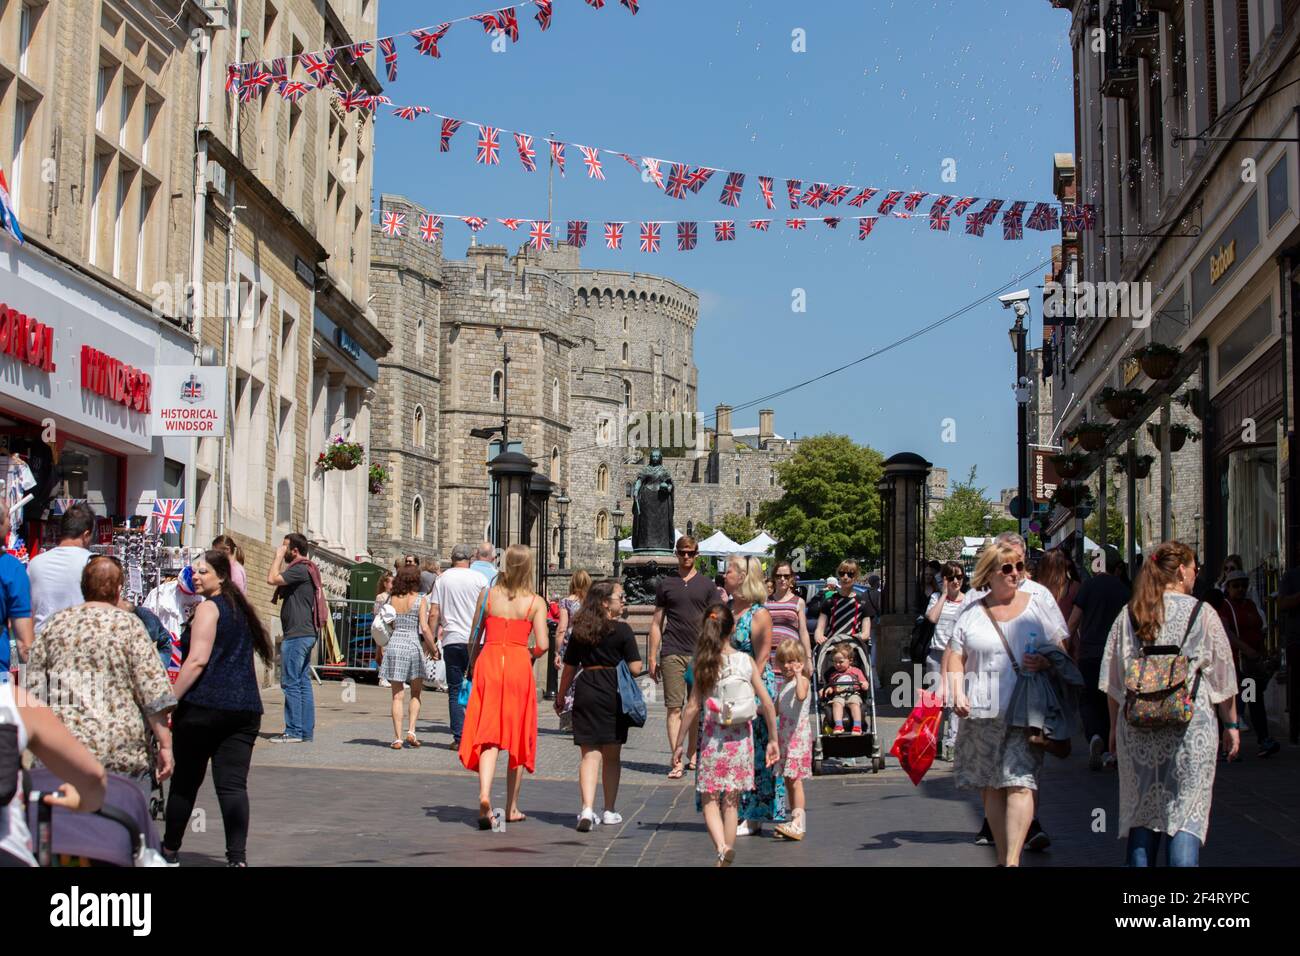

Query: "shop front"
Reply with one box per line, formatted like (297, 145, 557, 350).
(0, 239, 194, 554)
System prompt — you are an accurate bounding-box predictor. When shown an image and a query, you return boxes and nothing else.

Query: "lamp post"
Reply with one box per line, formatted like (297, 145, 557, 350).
(1008, 304, 1031, 537)
(876, 477, 891, 614)
(983, 513, 993, 550)
(487, 449, 537, 552)
(611, 505, 625, 579)
(556, 492, 570, 570)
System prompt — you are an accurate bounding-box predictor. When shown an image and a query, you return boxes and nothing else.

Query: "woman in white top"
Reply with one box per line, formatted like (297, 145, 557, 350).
(946, 541, 1068, 867)
(924, 561, 966, 760)
(0, 681, 108, 867)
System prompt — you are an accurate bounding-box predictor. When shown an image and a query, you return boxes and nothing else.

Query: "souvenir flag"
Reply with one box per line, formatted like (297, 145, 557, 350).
(339, 88, 369, 112)
(463, 215, 487, 232)
(665, 163, 691, 199)
(49, 498, 83, 517)
(578, 145, 605, 180)
(975, 198, 1003, 225)
(714, 220, 736, 241)
(847, 187, 878, 209)
(301, 50, 336, 88)
(1027, 202, 1059, 231)
(151, 498, 185, 536)
(1061, 204, 1083, 232)
(964, 213, 986, 236)
(381, 210, 406, 237)
(269, 57, 288, 83)
(567, 220, 588, 247)
(785, 179, 802, 209)
(476, 125, 502, 165)
(620, 0, 639, 12)
(639, 221, 661, 252)
(418, 214, 443, 243)
(394, 105, 430, 121)
(439, 118, 463, 151)
(643, 157, 665, 189)
(826, 185, 852, 206)
(801, 183, 828, 208)
(857, 216, 877, 240)
(876, 190, 904, 214)
(823, 217, 841, 229)
(677, 221, 698, 251)
(378, 37, 399, 81)
(749, 219, 771, 231)
(604, 221, 625, 249)
(902, 191, 929, 212)
(499, 218, 522, 230)
(686, 167, 714, 194)
(278, 80, 310, 103)
(758, 176, 775, 209)
(549, 140, 567, 176)
(225, 64, 241, 93)
(515, 133, 538, 172)
(786, 218, 807, 230)
(534, 0, 554, 30)
(950, 196, 979, 217)
(528, 219, 553, 250)
(1003, 213, 1024, 241)
(719, 172, 745, 207)
(1080, 204, 1097, 230)
(412, 25, 451, 58)
(347, 41, 374, 62)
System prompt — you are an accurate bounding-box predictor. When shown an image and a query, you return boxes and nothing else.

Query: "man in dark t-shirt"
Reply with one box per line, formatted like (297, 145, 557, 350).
(268, 533, 320, 742)
(1068, 546, 1131, 768)
(648, 535, 719, 777)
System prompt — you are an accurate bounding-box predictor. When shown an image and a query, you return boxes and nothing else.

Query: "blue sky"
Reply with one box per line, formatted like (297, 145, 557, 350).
(373, 0, 1074, 496)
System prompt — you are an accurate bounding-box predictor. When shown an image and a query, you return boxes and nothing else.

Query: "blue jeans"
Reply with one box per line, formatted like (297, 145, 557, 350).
(1126, 827, 1201, 867)
(444, 643, 469, 742)
(280, 635, 316, 741)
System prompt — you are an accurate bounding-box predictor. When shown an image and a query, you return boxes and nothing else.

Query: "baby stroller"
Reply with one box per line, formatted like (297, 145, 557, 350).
(25, 768, 167, 866)
(810, 634, 884, 774)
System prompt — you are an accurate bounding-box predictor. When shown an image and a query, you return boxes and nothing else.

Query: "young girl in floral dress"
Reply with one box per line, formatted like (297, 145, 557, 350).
(773, 640, 814, 841)
(674, 604, 780, 866)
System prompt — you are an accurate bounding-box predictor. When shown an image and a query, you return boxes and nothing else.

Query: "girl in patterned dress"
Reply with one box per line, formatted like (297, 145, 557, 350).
(674, 603, 780, 866)
(773, 640, 814, 841)
(377, 567, 432, 749)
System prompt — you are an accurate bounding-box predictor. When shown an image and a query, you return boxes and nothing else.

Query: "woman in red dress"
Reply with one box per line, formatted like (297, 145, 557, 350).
(459, 544, 550, 828)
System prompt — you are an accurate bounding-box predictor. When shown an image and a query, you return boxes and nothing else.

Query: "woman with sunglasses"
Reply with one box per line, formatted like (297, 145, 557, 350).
(767, 562, 813, 684)
(946, 541, 1069, 866)
(924, 561, 966, 761)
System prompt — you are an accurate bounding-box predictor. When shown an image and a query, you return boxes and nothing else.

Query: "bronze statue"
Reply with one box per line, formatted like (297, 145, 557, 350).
(631, 449, 675, 552)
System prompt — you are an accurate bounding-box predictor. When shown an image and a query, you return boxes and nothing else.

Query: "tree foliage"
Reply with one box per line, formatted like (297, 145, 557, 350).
(928, 466, 1016, 545)
(1085, 486, 1126, 547)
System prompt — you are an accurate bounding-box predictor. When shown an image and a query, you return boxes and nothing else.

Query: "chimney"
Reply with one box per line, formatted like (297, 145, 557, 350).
(759, 409, 774, 445)
(715, 404, 734, 452)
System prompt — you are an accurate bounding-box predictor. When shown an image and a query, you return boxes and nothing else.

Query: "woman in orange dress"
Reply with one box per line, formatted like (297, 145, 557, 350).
(459, 544, 550, 828)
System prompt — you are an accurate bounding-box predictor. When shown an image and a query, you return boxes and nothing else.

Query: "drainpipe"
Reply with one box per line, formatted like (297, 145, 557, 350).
(217, 0, 242, 535)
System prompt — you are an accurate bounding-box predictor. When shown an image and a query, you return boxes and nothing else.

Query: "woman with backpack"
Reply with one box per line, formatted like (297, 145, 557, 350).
(673, 603, 780, 866)
(555, 580, 642, 831)
(1100, 541, 1240, 866)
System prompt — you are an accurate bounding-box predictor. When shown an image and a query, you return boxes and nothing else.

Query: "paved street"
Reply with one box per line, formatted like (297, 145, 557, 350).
(167, 678, 1300, 867)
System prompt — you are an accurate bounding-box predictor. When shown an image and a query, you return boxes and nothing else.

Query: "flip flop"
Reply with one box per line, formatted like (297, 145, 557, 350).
(405, 733, 421, 748)
(507, 812, 527, 823)
(477, 800, 493, 830)
(389, 740, 403, 750)
(667, 763, 685, 779)
(686, 759, 697, 771)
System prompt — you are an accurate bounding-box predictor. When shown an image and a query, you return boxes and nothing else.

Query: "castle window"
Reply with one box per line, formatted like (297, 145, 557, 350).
(551, 446, 560, 481)
(769, 472, 775, 487)
(415, 317, 424, 360)
(746, 501, 752, 517)
(622, 342, 629, 363)
(735, 468, 741, 486)
(596, 510, 609, 540)
(624, 380, 632, 408)
(597, 463, 609, 494)
(623, 315, 628, 331)
(492, 370, 503, 402)
(413, 404, 426, 446)
(412, 496, 425, 539)
(552, 377, 560, 415)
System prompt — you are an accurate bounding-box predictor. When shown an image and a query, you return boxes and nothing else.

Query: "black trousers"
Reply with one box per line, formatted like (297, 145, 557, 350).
(163, 701, 261, 864)
(1077, 657, 1111, 746)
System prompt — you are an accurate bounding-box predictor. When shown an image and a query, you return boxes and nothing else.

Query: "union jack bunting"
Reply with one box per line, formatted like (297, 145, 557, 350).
(758, 176, 775, 209)
(515, 133, 538, 172)
(686, 167, 714, 194)
(639, 222, 661, 252)
(418, 214, 443, 242)
(489, 9, 521, 41)
(604, 222, 625, 249)
(412, 25, 451, 58)
(1026, 202, 1059, 231)
(151, 499, 185, 536)
(950, 196, 979, 217)
(1061, 204, 1084, 232)
(1080, 204, 1097, 229)
(278, 80, 310, 103)
(528, 219, 553, 250)
(643, 157, 665, 189)
(1003, 213, 1024, 241)
(902, 191, 929, 212)
(381, 211, 406, 237)
(677, 221, 698, 251)
(965, 214, 986, 236)
(1004, 200, 1028, 220)
(225, 65, 241, 93)
(975, 199, 1003, 225)
(378, 37, 399, 81)
(534, 0, 554, 30)
(367, 94, 393, 111)
(857, 217, 877, 240)
(847, 188, 878, 209)
(578, 145, 605, 180)
(665, 163, 692, 199)
(785, 180, 802, 209)
(567, 220, 588, 247)
(394, 105, 430, 121)
(463, 215, 487, 232)
(499, 218, 522, 230)
(876, 190, 904, 214)
(786, 219, 807, 230)
(49, 498, 85, 517)
(585, 1, 605, 8)
(825, 186, 852, 206)
(476, 125, 502, 165)
(301, 51, 336, 88)
(714, 220, 736, 241)
(620, 0, 639, 11)
(823, 217, 841, 229)
(929, 195, 955, 215)
(269, 58, 288, 83)
(339, 88, 369, 112)
(801, 183, 828, 208)
(749, 219, 771, 231)
(239, 65, 271, 103)
(347, 41, 374, 62)
(930, 211, 951, 232)
(616, 152, 641, 171)
(719, 172, 745, 207)
(440, 119, 463, 150)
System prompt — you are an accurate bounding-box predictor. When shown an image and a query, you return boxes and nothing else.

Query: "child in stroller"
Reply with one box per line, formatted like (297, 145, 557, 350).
(819, 644, 870, 735)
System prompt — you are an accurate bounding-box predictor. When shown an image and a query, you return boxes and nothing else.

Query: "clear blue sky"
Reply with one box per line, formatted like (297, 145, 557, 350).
(373, 0, 1073, 496)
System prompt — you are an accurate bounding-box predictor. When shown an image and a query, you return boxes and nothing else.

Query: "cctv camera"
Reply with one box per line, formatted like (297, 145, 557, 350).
(998, 290, 1032, 308)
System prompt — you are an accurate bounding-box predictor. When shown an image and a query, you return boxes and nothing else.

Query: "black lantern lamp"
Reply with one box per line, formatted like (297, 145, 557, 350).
(556, 492, 570, 570)
(488, 449, 537, 551)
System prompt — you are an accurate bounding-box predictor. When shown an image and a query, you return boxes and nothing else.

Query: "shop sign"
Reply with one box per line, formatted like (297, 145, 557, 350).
(81, 345, 152, 414)
(1191, 195, 1259, 317)
(336, 328, 362, 362)
(0, 301, 56, 372)
(151, 366, 226, 437)
(1033, 449, 1060, 503)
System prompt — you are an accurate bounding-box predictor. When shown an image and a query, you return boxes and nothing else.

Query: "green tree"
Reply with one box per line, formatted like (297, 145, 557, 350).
(716, 514, 756, 545)
(1085, 487, 1125, 547)
(929, 466, 1016, 546)
(758, 434, 884, 578)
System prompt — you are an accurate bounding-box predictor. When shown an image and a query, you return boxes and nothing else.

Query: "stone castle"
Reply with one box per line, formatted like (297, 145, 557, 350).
(367, 195, 796, 577)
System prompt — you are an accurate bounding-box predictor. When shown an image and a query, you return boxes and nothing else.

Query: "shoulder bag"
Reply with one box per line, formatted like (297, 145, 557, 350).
(1123, 599, 1203, 730)
(617, 659, 647, 727)
(370, 601, 396, 648)
(981, 600, 1071, 759)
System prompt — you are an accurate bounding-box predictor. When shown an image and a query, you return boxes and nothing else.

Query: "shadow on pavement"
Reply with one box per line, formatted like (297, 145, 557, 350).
(859, 829, 979, 851)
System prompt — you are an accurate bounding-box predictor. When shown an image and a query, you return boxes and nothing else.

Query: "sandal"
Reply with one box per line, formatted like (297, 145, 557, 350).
(404, 733, 421, 748)
(686, 758, 697, 771)
(477, 800, 493, 830)
(716, 846, 735, 867)
(507, 812, 527, 823)
(389, 739, 403, 750)
(667, 762, 685, 779)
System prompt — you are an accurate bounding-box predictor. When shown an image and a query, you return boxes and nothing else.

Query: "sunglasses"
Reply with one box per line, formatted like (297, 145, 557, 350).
(775, 572, 793, 579)
(839, 572, 855, 578)
(999, 561, 1026, 576)
(676, 550, 697, 557)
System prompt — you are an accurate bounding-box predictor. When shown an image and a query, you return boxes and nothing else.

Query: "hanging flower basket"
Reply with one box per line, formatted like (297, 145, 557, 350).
(1131, 454, 1155, 479)
(1067, 422, 1111, 452)
(317, 436, 365, 473)
(1134, 343, 1180, 380)
(1051, 482, 1093, 510)
(1146, 423, 1200, 453)
(1099, 387, 1146, 421)
(1052, 452, 1089, 480)
(368, 463, 391, 495)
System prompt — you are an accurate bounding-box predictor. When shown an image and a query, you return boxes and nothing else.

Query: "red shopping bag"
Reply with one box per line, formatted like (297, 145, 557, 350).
(889, 691, 943, 785)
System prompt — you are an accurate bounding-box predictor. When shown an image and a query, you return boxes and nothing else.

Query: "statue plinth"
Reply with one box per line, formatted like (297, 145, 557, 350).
(620, 552, 674, 606)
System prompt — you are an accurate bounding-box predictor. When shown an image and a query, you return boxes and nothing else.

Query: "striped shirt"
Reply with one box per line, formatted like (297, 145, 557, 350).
(766, 596, 802, 669)
(823, 592, 867, 637)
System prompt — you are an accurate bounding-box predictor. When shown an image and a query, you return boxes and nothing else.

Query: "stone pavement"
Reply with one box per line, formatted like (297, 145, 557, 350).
(167, 678, 1300, 867)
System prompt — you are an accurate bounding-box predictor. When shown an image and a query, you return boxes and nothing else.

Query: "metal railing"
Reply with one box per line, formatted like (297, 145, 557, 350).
(313, 598, 380, 680)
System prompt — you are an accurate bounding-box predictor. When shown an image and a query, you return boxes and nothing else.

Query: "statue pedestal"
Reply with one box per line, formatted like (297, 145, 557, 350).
(620, 552, 675, 606)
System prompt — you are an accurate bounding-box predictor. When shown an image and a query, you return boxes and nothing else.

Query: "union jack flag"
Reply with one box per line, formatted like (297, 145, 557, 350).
(1026, 202, 1059, 231)
(950, 196, 979, 217)
(686, 167, 714, 194)
(616, 152, 641, 171)
(930, 212, 951, 232)
(535, 0, 554, 30)
(876, 190, 905, 214)
(823, 217, 841, 229)
(49, 498, 85, 517)
(412, 25, 451, 58)
(495, 9, 521, 41)
(301, 50, 336, 88)
(620, 0, 639, 12)
(347, 41, 374, 62)
(902, 191, 929, 212)
(714, 220, 736, 241)
(785, 180, 802, 209)
(847, 188, 878, 208)
(1003, 213, 1024, 241)
(515, 133, 538, 172)
(604, 222, 625, 249)
(827, 186, 852, 206)
(419, 214, 443, 243)
(758, 176, 775, 209)
(394, 105, 430, 121)
(639, 222, 661, 252)
(239, 65, 271, 103)
(929, 195, 955, 214)
(975, 199, 1003, 225)
(381, 210, 406, 237)
(151, 498, 185, 536)
(677, 221, 698, 251)
(567, 220, 588, 247)
(642, 157, 665, 189)
(339, 88, 369, 112)
(269, 58, 288, 83)
(857, 217, 877, 240)
(786, 219, 807, 230)
(378, 37, 399, 81)
(278, 80, 310, 102)
(463, 215, 487, 232)
(578, 145, 605, 180)
(499, 218, 522, 230)
(585, 0, 605, 8)
(476, 125, 501, 165)
(719, 172, 745, 207)
(528, 220, 553, 250)
(665, 163, 691, 199)
(1080, 204, 1097, 230)
(225, 65, 241, 93)
(1061, 204, 1084, 232)
(964, 214, 986, 236)
(749, 219, 771, 231)
(549, 140, 566, 176)
(801, 183, 828, 208)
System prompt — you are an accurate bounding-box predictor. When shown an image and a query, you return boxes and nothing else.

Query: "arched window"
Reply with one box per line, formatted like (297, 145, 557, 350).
(622, 342, 629, 363)
(623, 380, 632, 408)
(596, 510, 609, 540)
(551, 446, 560, 481)
(492, 370, 503, 402)
(597, 463, 609, 494)
(552, 377, 560, 415)
(412, 496, 425, 539)
(597, 418, 611, 443)
(415, 317, 425, 360)
(671, 386, 677, 410)
(745, 501, 752, 517)
(686, 521, 694, 537)
(769, 472, 775, 487)
(413, 404, 426, 446)
(735, 468, 741, 486)
(623, 315, 628, 331)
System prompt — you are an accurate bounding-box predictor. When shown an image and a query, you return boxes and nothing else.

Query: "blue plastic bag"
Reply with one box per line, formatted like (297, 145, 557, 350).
(457, 678, 472, 708)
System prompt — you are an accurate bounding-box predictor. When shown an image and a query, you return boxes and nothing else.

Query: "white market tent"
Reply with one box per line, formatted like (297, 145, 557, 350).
(738, 532, 777, 556)
(618, 528, 685, 553)
(697, 530, 743, 557)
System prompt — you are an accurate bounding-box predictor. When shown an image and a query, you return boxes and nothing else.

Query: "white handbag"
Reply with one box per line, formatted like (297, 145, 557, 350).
(371, 602, 397, 647)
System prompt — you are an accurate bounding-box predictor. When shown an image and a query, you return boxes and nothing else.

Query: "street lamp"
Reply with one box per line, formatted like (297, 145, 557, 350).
(611, 505, 625, 578)
(556, 492, 570, 570)
(487, 449, 537, 552)
(1003, 293, 1031, 538)
(983, 513, 994, 550)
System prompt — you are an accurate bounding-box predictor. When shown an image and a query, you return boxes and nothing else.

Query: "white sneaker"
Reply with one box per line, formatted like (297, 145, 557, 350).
(602, 810, 623, 825)
(735, 821, 762, 837)
(379, 678, 391, 687)
(576, 808, 597, 832)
